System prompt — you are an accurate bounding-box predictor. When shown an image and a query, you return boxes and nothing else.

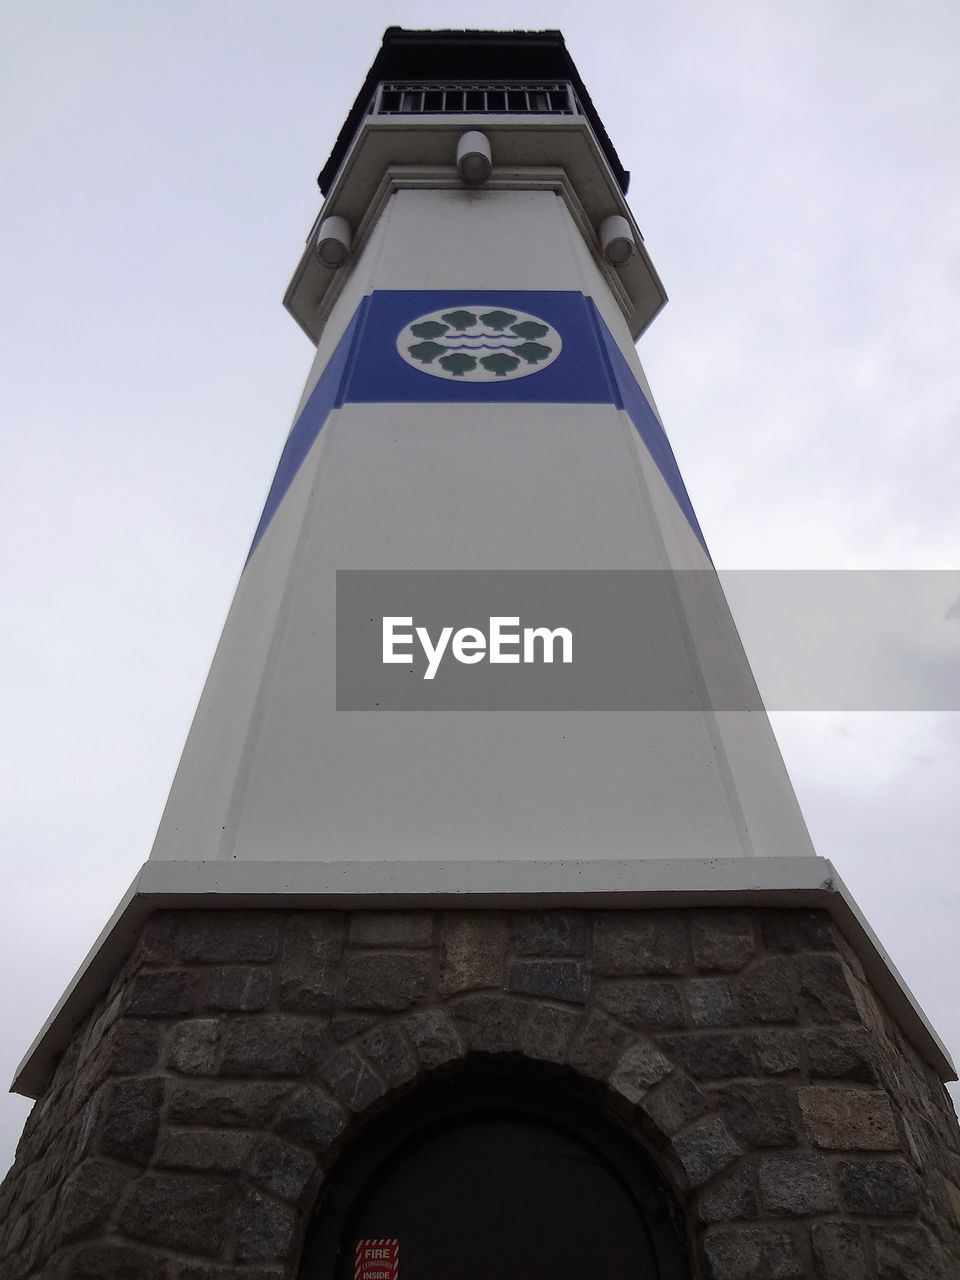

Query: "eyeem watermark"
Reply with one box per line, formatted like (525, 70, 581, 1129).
(383, 616, 573, 680)
(337, 569, 960, 711)
(336, 569, 715, 710)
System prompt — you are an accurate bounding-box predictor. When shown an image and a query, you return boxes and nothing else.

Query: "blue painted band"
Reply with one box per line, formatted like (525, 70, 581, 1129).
(586, 298, 709, 557)
(246, 298, 369, 562)
(247, 291, 708, 562)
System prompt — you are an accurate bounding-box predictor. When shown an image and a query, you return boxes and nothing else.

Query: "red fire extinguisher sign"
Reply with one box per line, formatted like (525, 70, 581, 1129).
(354, 1238, 399, 1280)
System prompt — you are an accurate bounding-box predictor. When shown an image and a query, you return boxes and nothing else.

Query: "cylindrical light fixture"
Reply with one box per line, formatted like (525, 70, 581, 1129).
(315, 215, 352, 268)
(599, 214, 637, 266)
(456, 130, 492, 186)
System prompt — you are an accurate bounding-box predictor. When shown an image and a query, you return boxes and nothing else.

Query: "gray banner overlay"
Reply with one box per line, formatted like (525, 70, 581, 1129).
(336, 570, 960, 711)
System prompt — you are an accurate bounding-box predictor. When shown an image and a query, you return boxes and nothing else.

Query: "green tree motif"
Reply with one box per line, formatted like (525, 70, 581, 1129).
(510, 320, 549, 340)
(441, 310, 478, 330)
(478, 310, 517, 330)
(479, 353, 521, 377)
(514, 341, 552, 365)
(439, 352, 478, 377)
(411, 321, 449, 339)
(408, 340, 445, 364)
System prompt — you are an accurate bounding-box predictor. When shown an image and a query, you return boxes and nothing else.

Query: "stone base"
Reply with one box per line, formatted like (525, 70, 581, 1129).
(2, 905, 959, 1278)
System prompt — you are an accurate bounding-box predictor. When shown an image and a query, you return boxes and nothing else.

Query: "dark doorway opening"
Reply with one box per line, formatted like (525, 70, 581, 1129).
(301, 1072, 689, 1279)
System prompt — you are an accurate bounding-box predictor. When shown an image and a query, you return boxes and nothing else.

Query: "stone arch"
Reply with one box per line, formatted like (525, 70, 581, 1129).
(297, 1060, 692, 1279)
(259, 992, 731, 1277)
(263, 999, 720, 1195)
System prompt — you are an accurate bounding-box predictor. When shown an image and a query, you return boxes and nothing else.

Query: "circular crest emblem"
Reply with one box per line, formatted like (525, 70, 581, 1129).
(397, 305, 562, 382)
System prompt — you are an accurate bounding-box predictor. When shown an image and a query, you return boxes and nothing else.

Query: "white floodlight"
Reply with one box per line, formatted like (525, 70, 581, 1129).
(456, 131, 493, 186)
(599, 214, 637, 266)
(315, 215, 352, 267)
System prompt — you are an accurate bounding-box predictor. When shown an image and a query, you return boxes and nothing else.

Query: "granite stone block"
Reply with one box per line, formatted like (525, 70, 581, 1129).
(402, 1009, 463, 1069)
(673, 1116, 742, 1188)
(349, 911, 434, 949)
(837, 1158, 920, 1214)
(508, 959, 590, 1003)
(514, 911, 588, 956)
(809, 1222, 868, 1280)
(799, 1086, 899, 1150)
(758, 1153, 837, 1215)
(691, 914, 756, 973)
(596, 979, 685, 1029)
(343, 953, 432, 1010)
(438, 914, 507, 995)
(594, 913, 687, 976)
(703, 1226, 804, 1279)
(119, 1172, 237, 1256)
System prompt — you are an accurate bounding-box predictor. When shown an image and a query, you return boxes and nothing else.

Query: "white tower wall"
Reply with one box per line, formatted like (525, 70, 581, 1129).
(149, 186, 814, 867)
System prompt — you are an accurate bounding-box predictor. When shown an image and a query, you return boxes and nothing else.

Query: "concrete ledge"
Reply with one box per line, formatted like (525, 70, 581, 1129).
(12, 856, 955, 1096)
(285, 120, 667, 343)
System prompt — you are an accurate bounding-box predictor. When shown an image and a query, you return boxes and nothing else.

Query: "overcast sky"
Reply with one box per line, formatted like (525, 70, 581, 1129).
(2, 1, 959, 1175)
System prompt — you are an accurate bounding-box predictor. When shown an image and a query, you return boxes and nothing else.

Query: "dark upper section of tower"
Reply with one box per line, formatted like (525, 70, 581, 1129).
(318, 27, 630, 196)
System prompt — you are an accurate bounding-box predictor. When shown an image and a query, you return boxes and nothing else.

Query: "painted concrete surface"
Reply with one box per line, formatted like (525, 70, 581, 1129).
(149, 187, 814, 869)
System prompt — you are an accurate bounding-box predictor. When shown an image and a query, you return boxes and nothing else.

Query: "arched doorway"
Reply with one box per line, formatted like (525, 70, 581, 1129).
(301, 1073, 689, 1279)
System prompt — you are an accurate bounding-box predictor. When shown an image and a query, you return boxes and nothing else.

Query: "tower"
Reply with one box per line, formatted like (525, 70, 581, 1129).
(2, 26, 958, 1278)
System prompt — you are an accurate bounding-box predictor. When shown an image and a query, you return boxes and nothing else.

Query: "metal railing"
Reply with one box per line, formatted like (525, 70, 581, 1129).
(370, 81, 579, 117)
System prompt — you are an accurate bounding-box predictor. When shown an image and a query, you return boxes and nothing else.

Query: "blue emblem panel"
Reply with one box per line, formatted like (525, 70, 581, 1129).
(247, 291, 707, 561)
